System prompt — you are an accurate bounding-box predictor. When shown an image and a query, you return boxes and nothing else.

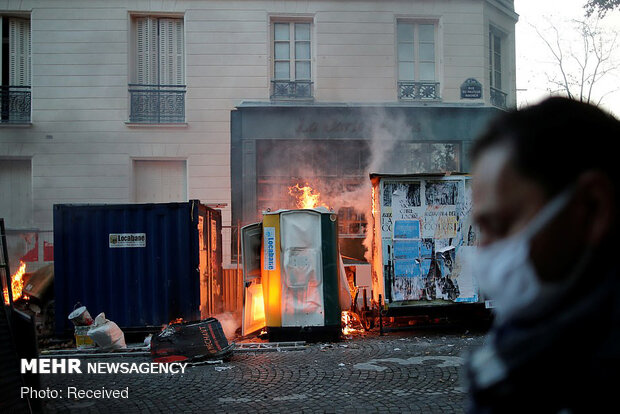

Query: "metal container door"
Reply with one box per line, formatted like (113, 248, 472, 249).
(280, 210, 324, 327)
(241, 223, 265, 335)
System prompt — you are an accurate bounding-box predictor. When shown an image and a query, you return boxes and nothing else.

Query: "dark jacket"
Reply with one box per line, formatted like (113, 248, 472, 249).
(466, 256, 620, 413)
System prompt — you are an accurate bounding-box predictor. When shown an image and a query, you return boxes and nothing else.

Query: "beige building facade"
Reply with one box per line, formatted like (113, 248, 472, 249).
(0, 0, 517, 269)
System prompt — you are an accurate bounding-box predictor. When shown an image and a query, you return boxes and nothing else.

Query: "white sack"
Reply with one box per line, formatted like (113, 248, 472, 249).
(87, 312, 126, 350)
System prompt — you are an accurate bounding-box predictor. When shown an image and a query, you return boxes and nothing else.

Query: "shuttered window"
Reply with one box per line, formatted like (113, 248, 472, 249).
(130, 16, 185, 123)
(8, 18, 31, 87)
(1, 16, 31, 123)
(135, 17, 158, 85)
(158, 18, 184, 85)
(136, 17, 185, 85)
(134, 16, 184, 86)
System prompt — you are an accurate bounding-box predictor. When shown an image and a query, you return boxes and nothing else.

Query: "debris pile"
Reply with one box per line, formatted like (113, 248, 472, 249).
(67, 304, 126, 351)
(150, 317, 234, 363)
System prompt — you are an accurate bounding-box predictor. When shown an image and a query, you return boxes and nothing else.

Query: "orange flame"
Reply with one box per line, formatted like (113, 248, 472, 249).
(288, 183, 323, 209)
(251, 289, 265, 321)
(341, 311, 364, 336)
(371, 186, 377, 216)
(3, 261, 27, 305)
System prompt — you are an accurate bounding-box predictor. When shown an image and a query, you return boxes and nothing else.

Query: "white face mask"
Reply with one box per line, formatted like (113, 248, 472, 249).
(473, 188, 577, 322)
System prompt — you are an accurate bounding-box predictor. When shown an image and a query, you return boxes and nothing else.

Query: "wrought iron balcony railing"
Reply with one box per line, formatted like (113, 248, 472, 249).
(490, 87, 508, 110)
(0, 86, 31, 123)
(128, 84, 186, 123)
(270, 80, 313, 100)
(398, 81, 440, 101)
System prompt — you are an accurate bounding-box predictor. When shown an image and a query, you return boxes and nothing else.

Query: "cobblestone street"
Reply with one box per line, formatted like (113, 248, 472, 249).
(41, 328, 485, 413)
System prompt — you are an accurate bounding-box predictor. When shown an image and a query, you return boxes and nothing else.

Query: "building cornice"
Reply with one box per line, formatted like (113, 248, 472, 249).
(485, 0, 519, 22)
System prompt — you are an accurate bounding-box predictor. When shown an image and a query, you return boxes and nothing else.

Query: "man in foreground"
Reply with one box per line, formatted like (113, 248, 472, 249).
(466, 97, 620, 412)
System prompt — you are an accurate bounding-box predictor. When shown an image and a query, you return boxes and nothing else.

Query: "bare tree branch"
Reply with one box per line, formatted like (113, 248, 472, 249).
(532, 15, 619, 106)
(531, 20, 574, 100)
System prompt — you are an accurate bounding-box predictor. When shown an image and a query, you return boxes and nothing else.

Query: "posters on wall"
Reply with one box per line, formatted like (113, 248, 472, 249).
(379, 177, 478, 303)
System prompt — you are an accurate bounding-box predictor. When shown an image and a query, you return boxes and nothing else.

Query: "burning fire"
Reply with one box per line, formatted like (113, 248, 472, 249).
(3, 261, 27, 305)
(252, 289, 265, 321)
(288, 183, 324, 209)
(341, 311, 364, 336)
(371, 186, 377, 216)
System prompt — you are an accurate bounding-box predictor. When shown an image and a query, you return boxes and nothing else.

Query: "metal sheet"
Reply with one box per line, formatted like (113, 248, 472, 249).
(198, 205, 223, 317)
(53, 201, 219, 335)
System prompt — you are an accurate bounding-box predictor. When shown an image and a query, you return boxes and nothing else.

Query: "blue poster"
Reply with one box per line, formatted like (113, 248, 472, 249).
(394, 259, 421, 278)
(421, 258, 432, 276)
(421, 239, 433, 257)
(393, 239, 421, 259)
(393, 220, 421, 239)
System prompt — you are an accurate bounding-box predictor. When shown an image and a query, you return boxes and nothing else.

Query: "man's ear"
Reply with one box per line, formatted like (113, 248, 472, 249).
(577, 171, 615, 246)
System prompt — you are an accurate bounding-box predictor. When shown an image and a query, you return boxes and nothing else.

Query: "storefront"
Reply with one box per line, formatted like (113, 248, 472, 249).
(231, 103, 502, 261)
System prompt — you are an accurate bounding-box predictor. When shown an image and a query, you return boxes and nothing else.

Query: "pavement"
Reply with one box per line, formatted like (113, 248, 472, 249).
(40, 327, 486, 413)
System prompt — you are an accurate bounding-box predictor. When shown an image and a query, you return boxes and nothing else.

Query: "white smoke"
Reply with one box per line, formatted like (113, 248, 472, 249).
(257, 108, 420, 262)
(213, 312, 240, 340)
(329, 108, 411, 262)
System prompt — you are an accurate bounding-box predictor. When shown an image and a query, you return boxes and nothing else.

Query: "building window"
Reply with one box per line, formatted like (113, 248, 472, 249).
(129, 16, 186, 123)
(397, 21, 439, 101)
(489, 26, 507, 109)
(271, 21, 313, 100)
(0, 16, 31, 124)
(386, 142, 461, 174)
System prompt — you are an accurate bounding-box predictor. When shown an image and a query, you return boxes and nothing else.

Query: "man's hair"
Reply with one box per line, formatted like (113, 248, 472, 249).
(471, 97, 620, 197)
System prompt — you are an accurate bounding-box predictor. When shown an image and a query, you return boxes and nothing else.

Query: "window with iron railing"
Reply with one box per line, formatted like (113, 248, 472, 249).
(489, 26, 507, 109)
(129, 16, 186, 123)
(0, 16, 31, 124)
(397, 21, 440, 101)
(271, 21, 313, 100)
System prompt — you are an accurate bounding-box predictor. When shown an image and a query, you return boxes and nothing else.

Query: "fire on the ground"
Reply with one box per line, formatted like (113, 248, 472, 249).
(3, 261, 28, 304)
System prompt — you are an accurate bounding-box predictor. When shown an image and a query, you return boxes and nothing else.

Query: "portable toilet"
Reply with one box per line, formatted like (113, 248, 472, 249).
(241, 207, 346, 341)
